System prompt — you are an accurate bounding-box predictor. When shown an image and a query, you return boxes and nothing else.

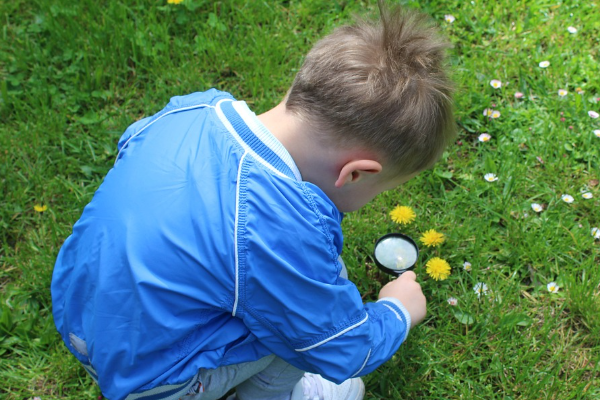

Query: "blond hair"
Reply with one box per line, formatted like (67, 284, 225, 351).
(286, 1, 455, 176)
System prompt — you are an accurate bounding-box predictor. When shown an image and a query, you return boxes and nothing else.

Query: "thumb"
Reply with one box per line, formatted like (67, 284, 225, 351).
(399, 270, 417, 281)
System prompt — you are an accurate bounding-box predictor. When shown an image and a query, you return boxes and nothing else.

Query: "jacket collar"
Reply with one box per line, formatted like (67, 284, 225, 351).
(217, 99, 302, 181)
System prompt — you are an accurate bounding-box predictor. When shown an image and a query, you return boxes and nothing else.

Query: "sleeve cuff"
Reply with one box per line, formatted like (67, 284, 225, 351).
(377, 297, 411, 341)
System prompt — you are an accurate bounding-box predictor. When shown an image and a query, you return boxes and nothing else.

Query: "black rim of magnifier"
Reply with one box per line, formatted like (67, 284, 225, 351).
(373, 233, 419, 276)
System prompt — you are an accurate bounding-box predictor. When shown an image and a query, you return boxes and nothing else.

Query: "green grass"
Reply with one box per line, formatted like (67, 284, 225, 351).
(1, 0, 599, 399)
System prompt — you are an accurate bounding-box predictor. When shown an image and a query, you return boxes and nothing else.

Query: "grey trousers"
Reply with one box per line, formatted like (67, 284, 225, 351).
(185, 355, 304, 400)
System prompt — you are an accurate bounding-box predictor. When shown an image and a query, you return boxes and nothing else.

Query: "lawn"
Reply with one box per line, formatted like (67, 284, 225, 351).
(1, 0, 599, 399)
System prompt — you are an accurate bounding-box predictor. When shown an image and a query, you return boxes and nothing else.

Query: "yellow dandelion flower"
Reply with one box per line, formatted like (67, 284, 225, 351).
(426, 257, 451, 281)
(389, 206, 416, 225)
(420, 229, 445, 247)
(167, 0, 184, 4)
(34, 204, 48, 212)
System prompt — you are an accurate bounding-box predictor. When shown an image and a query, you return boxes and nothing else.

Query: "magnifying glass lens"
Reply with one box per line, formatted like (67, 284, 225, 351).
(373, 233, 419, 276)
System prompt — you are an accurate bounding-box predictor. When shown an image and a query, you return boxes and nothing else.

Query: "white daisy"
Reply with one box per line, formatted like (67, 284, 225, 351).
(539, 61, 550, 68)
(490, 79, 502, 89)
(474, 282, 488, 298)
(478, 133, 491, 142)
(582, 192, 593, 199)
(561, 194, 574, 203)
(558, 89, 568, 97)
(491, 110, 501, 119)
(592, 227, 600, 239)
(547, 282, 559, 293)
(589, 111, 599, 119)
(484, 173, 498, 182)
(444, 14, 455, 23)
(531, 203, 543, 213)
(567, 26, 577, 34)
(463, 261, 472, 271)
(594, 130, 600, 138)
(514, 92, 524, 99)
(447, 297, 458, 306)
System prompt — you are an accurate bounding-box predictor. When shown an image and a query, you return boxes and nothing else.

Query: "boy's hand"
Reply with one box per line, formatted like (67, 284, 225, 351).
(378, 271, 426, 327)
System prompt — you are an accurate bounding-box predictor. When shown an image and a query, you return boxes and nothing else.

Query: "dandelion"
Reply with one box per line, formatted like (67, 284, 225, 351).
(425, 257, 451, 281)
(539, 61, 550, 68)
(444, 14, 455, 23)
(490, 79, 502, 89)
(389, 205, 416, 225)
(514, 92, 524, 99)
(592, 227, 600, 239)
(420, 229, 445, 247)
(547, 282, 560, 293)
(447, 297, 458, 306)
(484, 173, 498, 182)
(558, 89, 568, 97)
(34, 204, 48, 213)
(582, 192, 593, 199)
(561, 194, 574, 203)
(589, 111, 599, 119)
(473, 282, 488, 298)
(463, 261, 472, 272)
(478, 133, 491, 142)
(531, 203, 543, 212)
(567, 26, 577, 34)
(594, 130, 600, 138)
(167, 0, 184, 3)
(491, 110, 501, 119)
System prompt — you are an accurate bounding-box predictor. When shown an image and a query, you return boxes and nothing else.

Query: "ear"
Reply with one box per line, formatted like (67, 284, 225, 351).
(334, 159, 383, 188)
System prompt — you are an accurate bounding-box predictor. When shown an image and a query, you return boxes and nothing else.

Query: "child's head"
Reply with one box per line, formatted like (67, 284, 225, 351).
(286, 1, 456, 179)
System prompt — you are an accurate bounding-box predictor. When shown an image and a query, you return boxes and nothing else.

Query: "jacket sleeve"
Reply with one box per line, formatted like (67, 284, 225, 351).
(235, 178, 411, 382)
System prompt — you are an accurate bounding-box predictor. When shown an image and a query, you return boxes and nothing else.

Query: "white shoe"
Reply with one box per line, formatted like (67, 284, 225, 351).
(290, 373, 365, 400)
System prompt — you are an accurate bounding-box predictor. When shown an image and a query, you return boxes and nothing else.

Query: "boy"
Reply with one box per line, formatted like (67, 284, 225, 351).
(51, 2, 455, 400)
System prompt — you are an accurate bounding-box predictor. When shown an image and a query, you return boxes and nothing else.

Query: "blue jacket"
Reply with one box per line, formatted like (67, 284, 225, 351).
(51, 90, 411, 400)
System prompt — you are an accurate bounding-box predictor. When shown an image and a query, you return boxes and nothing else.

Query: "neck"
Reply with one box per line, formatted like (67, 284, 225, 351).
(257, 102, 341, 190)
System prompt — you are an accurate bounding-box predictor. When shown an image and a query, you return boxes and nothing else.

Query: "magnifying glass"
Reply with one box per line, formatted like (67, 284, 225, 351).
(373, 233, 419, 276)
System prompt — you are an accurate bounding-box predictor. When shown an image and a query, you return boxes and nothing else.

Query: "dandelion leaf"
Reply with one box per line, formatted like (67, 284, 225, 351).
(500, 313, 533, 327)
(453, 311, 475, 325)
